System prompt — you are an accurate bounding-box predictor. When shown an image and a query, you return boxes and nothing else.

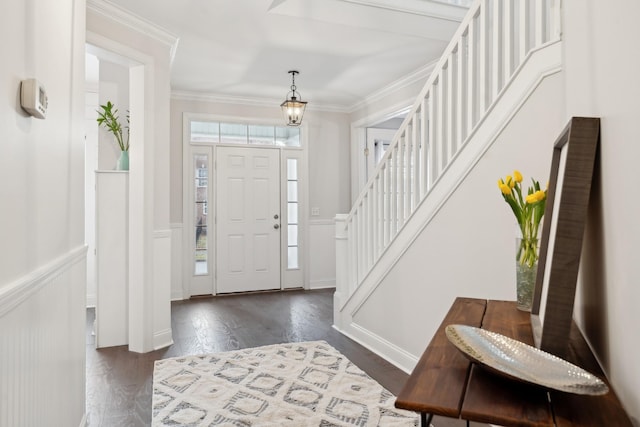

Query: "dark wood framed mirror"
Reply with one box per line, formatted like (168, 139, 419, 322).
(531, 117, 600, 358)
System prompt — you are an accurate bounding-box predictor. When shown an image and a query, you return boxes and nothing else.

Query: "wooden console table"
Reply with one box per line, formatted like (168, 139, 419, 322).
(395, 297, 632, 426)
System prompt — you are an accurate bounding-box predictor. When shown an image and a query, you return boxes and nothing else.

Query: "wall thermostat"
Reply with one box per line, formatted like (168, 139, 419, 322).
(20, 78, 48, 119)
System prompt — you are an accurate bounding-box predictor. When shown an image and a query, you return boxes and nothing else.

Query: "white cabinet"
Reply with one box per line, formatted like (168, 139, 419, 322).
(95, 171, 128, 348)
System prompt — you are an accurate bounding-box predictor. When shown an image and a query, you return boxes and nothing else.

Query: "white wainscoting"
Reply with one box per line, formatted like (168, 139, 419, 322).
(0, 246, 87, 426)
(309, 219, 337, 290)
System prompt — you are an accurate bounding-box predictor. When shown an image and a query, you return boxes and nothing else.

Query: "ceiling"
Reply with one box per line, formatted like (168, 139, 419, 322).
(92, 0, 471, 111)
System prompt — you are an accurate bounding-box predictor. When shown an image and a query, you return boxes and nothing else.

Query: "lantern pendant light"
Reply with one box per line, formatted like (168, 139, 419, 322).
(280, 70, 307, 127)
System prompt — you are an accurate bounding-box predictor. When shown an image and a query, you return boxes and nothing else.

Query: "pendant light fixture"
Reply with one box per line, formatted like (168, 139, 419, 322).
(280, 70, 307, 127)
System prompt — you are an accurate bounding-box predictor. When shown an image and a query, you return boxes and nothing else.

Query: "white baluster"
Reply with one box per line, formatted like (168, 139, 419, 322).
(404, 132, 412, 217)
(366, 190, 372, 269)
(519, 0, 530, 63)
(535, 0, 545, 46)
(377, 174, 384, 256)
(466, 21, 475, 134)
(479, 0, 489, 114)
(421, 97, 429, 196)
(436, 72, 445, 177)
(447, 54, 456, 162)
(369, 183, 375, 266)
(360, 194, 370, 272)
(372, 178, 378, 261)
(492, 0, 503, 100)
(335, 214, 349, 297)
(347, 216, 355, 290)
(503, 0, 513, 81)
(357, 206, 364, 282)
(390, 147, 397, 237)
(384, 161, 391, 247)
(428, 89, 437, 186)
(551, 0, 562, 40)
(456, 41, 466, 147)
(412, 115, 420, 209)
(397, 137, 405, 229)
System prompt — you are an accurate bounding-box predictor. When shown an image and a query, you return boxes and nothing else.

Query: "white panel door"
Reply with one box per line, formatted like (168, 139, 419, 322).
(216, 146, 281, 293)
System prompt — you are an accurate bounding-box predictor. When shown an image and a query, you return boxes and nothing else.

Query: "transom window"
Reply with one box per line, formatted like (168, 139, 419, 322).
(190, 121, 300, 147)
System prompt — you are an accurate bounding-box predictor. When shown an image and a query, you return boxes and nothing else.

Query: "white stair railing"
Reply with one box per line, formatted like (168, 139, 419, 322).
(337, 0, 561, 296)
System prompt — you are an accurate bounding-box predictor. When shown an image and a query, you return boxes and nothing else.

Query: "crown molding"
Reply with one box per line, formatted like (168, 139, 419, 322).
(348, 59, 438, 113)
(86, 0, 180, 65)
(170, 91, 351, 114)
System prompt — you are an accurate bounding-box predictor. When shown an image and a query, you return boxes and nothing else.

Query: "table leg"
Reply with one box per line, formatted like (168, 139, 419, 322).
(420, 412, 433, 427)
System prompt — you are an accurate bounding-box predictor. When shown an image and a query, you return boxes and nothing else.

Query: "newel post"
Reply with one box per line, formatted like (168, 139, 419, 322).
(334, 214, 349, 328)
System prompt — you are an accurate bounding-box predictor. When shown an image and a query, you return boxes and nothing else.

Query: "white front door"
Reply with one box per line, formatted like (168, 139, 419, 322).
(216, 146, 281, 293)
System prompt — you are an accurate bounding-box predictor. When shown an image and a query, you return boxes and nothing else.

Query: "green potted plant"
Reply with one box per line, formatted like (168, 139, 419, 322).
(96, 101, 129, 170)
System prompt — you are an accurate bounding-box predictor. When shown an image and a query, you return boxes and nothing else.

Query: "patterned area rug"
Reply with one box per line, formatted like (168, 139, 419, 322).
(152, 341, 419, 426)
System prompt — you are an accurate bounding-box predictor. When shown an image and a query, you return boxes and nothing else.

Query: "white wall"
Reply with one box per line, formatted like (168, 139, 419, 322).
(170, 99, 351, 294)
(563, 0, 640, 422)
(0, 0, 87, 424)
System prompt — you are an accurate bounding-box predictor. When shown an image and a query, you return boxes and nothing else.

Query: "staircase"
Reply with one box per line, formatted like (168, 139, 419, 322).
(334, 0, 563, 369)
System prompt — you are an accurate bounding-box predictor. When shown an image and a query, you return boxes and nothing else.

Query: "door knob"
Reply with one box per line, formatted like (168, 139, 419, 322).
(274, 214, 279, 219)
(274, 224, 280, 229)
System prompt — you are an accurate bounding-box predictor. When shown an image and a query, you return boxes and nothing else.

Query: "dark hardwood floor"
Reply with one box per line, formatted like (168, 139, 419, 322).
(86, 288, 483, 426)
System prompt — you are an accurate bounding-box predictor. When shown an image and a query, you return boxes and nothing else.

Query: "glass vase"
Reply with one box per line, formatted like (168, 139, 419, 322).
(515, 259, 537, 311)
(515, 231, 539, 312)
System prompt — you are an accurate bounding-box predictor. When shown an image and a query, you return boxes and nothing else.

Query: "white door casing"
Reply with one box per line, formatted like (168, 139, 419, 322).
(216, 146, 281, 293)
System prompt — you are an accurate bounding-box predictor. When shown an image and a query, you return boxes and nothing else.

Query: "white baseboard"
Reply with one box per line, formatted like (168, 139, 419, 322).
(309, 279, 335, 290)
(153, 328, 173, 350)
(332, 321, 418, 374)
(171, 290, 185, 301)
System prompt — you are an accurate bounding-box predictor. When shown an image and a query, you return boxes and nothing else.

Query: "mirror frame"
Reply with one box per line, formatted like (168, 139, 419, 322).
(531, 117, 600, 358)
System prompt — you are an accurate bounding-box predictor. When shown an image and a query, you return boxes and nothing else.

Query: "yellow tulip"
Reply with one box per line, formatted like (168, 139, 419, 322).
(526, 190, 546, 203)
(514, 170, 523, 183)
(506, 175, 515, 188)
(500, 183, 512, 195)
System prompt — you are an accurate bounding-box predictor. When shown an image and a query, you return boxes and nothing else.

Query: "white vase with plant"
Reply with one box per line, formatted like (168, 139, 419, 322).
(96, 101, 129, 170)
